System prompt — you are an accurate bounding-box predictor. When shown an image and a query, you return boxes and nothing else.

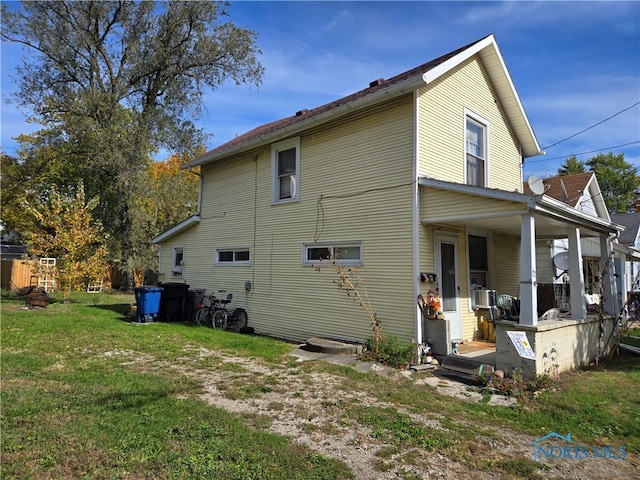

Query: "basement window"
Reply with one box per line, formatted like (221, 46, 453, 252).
(216, 247, 251, 266)
(303, 242, 363, 265)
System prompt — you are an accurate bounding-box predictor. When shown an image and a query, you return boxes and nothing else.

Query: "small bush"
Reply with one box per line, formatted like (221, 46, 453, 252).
(363, 334, 414, 369)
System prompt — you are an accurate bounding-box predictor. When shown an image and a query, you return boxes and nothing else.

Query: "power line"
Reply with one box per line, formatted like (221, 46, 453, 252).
(541, 102, 640, 150)
(527, 140, 640, 164)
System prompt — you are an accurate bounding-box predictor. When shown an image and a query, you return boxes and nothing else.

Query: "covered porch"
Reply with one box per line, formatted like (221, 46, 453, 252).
(419, 178, 622, 377)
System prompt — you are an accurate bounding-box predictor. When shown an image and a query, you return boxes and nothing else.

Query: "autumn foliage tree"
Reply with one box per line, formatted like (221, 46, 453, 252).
(22, 182, 108, 300)
(127, 151, 201, 284)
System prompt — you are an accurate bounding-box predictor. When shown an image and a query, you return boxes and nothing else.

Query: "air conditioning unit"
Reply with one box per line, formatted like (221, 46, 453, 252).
(472, 289, 497, 309)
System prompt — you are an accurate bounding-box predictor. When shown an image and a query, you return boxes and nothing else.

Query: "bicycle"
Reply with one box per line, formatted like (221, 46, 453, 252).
(195, 291, 248, 331)
(194, 293, 224, 328)
(212, 292, 248, 332)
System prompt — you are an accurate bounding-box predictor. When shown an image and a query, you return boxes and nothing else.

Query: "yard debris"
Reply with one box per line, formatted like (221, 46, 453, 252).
(24, 287, 50, 308)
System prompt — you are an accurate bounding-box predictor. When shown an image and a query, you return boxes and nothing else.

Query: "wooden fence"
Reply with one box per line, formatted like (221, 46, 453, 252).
(1, 258, 36, 290)
(0, 258, 121, 292)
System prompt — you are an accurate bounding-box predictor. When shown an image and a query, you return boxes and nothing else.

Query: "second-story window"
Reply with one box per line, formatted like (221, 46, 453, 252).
(465, 114, 488, 187)
(272, 137, 300, 203)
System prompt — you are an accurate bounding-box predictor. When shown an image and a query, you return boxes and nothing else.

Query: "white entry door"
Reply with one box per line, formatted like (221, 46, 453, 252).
(435, 235, 462, 341)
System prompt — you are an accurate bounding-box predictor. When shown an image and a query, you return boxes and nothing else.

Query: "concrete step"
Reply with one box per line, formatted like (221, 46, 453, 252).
(304, 337, 363, 355)
(440, 354, 494, 378)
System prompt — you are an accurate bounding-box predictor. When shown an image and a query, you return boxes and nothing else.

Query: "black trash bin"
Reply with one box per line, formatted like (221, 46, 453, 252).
(159, 282, 190, 322)
(185, 288, 206, 323)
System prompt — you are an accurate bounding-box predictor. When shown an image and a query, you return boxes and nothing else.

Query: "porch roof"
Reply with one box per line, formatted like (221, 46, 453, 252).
(419, 177, 622, 239)
(152, 215, 200, 244)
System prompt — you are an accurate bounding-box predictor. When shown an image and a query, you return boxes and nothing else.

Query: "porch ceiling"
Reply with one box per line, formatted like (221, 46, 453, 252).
(419, 177, 621, 240)
(434, 211, 602, 239)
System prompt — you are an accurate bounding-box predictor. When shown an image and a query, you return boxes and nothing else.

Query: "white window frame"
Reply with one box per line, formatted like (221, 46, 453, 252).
(172, 245, 184, 277)
(303, 241, 363, 266)
(464, 109, 490, 188)
(215, 247, 251, 266)
(271, 137, 301, 203)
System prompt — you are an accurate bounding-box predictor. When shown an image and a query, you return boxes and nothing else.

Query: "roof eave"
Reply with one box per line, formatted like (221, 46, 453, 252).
(152, 215, 200, 244)
(423, 34, 541, 159)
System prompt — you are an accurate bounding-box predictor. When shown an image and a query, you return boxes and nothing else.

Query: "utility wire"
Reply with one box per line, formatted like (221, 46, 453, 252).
(541, 102, 640, 150)
(527, 140, 640, 164)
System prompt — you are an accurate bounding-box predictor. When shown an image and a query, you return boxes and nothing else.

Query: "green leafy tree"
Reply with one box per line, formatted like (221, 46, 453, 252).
(557, 155, 586, 176)
(2, 1, 264, 289)
(586, 152, 639, 213)
(22, 182, 108, 300)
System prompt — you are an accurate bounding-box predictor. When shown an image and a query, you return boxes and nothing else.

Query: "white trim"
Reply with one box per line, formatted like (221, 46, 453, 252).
(302, 241, 363, 266)
(271, 137, 301, 203)
(172, 245, 185, 278)
(215, 246, 251, 266)
(152, 215, 200, 244)
(464, 108, 490, 188)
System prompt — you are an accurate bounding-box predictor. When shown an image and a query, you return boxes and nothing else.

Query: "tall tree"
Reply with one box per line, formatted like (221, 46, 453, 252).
(557, 155, 586, 176)
(585, 152, 639, 213)
(2, 1, 264, 289)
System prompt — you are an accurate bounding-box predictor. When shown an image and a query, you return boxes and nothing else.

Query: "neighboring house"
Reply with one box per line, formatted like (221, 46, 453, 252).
(523, 172, 618, 309)
(154, 34, 621, 376)
(610, 212, 640, 299)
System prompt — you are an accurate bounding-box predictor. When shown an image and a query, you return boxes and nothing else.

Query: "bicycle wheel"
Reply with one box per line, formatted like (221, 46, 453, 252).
(212, 309, 227, 330)
(231, 308, 248, 331)
(194, 308, 208, 326)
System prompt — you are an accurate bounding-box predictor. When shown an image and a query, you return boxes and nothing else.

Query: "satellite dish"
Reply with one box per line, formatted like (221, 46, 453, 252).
(553, 251, 570, 279)
(527, 175, 545, 195)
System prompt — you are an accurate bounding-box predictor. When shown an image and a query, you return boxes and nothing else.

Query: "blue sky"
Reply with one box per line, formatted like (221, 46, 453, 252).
(1, 1, 639, 179)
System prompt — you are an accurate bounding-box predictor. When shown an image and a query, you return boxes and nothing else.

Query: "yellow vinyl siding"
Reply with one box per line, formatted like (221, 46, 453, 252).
(421, 188, 525, 222)
(417, 56, 522, 192)
(493, 234, 521, 298)
(164, 96, 418, 343)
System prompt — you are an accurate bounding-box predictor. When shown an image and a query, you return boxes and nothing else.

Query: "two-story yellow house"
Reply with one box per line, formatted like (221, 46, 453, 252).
(154, 34, 621, 376)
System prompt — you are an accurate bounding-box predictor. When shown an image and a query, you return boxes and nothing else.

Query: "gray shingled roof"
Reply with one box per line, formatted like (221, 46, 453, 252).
(610, 213, 640, 246)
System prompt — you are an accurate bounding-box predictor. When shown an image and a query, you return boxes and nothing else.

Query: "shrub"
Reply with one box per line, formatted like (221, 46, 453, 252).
(363, 334, 414, 369)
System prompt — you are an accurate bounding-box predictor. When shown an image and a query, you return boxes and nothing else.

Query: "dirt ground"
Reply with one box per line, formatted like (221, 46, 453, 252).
(127, 345, 638, 480)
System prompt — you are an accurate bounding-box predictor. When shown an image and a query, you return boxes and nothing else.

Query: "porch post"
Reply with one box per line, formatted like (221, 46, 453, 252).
(519, 213, 538, 326)
(600, 234, 617, 315)
(568, 227, 587, 319)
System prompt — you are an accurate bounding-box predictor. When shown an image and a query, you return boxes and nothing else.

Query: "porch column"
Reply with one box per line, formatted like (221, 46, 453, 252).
(568, 227, 587, 319)
(600, 234, 617, 315)
(519, 213, 538, 326)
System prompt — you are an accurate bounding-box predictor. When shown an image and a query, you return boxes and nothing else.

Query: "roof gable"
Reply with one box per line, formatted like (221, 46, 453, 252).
(610, 213, 640, 247)
(186, 34, 541, 169)
(524, 172, 610, 222)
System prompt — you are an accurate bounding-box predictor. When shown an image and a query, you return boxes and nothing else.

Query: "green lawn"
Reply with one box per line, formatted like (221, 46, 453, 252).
(2, 291, 639, 479)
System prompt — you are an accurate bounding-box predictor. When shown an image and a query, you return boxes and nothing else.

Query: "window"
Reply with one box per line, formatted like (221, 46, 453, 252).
(303, 242, 363, 265)
(272, 137, 300, 202)
(465, 113, 488, 187)
(468, 235, 488, 288)
(172, 246, 184, 277)
(216, 247, 251, 265)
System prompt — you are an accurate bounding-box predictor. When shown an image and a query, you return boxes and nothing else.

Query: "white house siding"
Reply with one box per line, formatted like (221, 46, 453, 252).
(417, 56, 522, 192)
(163, 95, 418, 344)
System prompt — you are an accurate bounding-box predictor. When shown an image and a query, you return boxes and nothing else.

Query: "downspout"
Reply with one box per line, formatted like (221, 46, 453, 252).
(412, 89, 423, 356)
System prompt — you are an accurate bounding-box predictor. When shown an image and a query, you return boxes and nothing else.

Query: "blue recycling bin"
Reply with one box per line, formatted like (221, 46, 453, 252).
(134, 286, 163, 323)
